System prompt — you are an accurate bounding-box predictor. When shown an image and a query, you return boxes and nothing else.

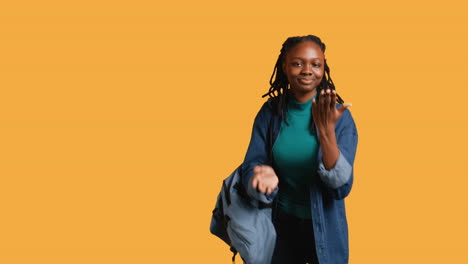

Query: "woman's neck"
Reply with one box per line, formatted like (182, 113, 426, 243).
(288, 89, 317, 103)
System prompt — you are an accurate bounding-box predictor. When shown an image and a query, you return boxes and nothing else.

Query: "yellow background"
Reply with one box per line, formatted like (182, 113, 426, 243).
(1, 0, 467, 263)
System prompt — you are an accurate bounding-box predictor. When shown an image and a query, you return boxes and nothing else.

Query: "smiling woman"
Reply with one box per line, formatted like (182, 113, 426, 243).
(240, 35, 358, 264)
(281, 41, 325, 102)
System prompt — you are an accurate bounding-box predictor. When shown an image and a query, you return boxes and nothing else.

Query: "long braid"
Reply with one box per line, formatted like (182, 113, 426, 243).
(261, 35, 344, 133)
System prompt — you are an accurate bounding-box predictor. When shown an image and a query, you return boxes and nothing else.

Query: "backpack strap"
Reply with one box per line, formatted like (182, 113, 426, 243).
(230, 246, 238, 263)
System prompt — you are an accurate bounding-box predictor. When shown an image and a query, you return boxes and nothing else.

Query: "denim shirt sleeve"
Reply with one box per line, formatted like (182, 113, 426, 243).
(317, 108, 358, 200)
(240, 102, 278, 204)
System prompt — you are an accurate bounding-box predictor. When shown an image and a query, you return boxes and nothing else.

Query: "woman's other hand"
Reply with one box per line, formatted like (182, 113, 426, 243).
(312, 89, 352, 131)
(251, 165, 279, 195)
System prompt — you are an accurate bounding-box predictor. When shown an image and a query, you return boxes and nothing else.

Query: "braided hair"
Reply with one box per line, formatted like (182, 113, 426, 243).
(262, 35, 344, 133)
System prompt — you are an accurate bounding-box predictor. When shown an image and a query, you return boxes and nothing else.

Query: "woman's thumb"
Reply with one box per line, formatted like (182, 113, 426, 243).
(338, 103, 352, 113)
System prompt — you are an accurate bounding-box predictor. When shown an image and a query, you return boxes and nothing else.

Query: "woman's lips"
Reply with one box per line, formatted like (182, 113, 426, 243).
(298, 78, 314, 85)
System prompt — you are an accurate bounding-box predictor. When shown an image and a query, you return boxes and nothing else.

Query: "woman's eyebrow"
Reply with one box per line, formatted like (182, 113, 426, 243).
(291, 57, 321, 60)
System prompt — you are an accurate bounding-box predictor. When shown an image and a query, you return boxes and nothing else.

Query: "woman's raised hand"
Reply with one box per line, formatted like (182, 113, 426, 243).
(312, 89, 352, 131)
(251, 165, 279, 195)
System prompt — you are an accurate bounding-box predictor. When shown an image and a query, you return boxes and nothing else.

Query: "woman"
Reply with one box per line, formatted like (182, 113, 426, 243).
(240, 35, 358, 264)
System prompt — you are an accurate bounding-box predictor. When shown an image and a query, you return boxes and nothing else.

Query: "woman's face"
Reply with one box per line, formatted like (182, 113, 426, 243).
(282, 41, 325, 97)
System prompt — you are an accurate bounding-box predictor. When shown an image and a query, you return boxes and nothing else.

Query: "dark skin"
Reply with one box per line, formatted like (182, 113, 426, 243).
(252, 41, 352, 195)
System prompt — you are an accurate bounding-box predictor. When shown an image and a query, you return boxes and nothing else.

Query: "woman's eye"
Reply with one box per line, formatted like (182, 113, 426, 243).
(313, 64, 320, 67)
(293, 62, 301, 66)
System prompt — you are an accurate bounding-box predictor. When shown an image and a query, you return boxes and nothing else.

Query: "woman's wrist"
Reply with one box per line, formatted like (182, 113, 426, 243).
(318, 127, 339, 170)
(318, 126, 335, 139)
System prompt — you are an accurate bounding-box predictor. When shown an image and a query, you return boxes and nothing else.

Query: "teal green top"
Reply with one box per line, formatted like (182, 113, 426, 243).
(272, 93, 319, 219)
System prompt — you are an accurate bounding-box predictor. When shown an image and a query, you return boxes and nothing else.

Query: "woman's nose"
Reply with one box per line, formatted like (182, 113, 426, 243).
(301, 64, 313, 75)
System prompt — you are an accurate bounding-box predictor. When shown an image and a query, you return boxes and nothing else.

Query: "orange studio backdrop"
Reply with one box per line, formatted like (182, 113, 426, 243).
(0, 0, 467, 263)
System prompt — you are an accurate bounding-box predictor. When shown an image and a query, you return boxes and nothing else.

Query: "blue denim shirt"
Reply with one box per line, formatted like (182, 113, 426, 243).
(240, 95, 358, 264)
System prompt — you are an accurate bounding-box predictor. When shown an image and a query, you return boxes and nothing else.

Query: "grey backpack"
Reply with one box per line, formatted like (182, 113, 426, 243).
(210, 98, 278, 263)
(209, 165, 276, 264)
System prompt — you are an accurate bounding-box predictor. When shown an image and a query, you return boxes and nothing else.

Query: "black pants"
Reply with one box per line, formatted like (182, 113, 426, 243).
(271, 209, 319, 264)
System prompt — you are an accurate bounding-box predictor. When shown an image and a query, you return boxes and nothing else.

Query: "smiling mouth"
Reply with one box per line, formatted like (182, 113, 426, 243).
(298, 78, 314, 85)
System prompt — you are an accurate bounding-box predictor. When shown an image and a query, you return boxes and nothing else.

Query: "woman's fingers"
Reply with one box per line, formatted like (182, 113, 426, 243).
(259, 182, 265, 194)
(330, 90, 337, 110)
(252, 165, 279, 194)
(266, 187, 272, 195)
(319, 90, 328, 121)
(251, 176, 258, 190)
(252, 165, 262, 190)
(325, 89, 332, 119)
(312, 97, 319, 122)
